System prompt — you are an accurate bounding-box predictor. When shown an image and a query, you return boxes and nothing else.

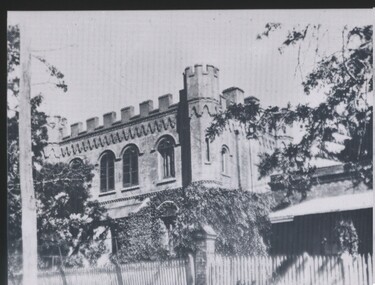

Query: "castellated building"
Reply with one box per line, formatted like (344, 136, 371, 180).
(45, 64, 291, 219)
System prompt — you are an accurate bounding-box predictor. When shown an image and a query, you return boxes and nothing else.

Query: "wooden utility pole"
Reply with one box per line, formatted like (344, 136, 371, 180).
(19, 23, 38, 285)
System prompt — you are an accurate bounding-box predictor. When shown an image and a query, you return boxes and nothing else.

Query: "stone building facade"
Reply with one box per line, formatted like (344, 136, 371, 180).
(45, 64, 291, 219)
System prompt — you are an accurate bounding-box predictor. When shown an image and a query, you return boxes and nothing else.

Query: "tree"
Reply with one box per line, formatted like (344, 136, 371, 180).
(7, 25, 112, 277)
(207, 24, 372, 201)
(35, 161, 112, 268)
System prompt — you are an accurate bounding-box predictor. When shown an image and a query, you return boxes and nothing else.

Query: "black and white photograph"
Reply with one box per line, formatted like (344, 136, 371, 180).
(7, 10, 373, 285)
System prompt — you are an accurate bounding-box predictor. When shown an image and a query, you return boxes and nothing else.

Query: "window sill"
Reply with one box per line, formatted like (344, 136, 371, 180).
(121, 185, 140, 192)
(156, 178, 176, 186)
(98, 190, 116, 197)
(221, 173, 231, 178)
(204, 161, 211, 165)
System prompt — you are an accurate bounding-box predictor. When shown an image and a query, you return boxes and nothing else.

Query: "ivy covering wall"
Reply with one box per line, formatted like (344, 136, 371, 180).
(112, 183, 274, 263)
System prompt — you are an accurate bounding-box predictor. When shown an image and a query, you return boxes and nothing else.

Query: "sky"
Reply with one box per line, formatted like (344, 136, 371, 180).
(8, 10, 373, 130)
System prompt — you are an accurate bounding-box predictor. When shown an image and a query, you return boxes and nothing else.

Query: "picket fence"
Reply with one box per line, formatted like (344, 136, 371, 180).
(14, 259, 188, 285)
(9, 254, 373, 285)
(208, 254, 373, 285)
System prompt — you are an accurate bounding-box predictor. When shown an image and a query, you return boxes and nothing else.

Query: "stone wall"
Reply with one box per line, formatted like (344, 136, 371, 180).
(45, 64, 280, 218)
(45, 96, 183, 217)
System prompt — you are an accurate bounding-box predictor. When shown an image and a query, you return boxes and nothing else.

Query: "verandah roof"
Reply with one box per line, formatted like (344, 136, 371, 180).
(270, 191, 373, 224)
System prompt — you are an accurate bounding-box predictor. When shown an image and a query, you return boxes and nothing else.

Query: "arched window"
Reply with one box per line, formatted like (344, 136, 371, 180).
(100, 152, 115, 192)
(69, 158, 83, 169)
(221, 146, 229, 174)
(158, 137, 175, 179)
(123, 146, 139, 187)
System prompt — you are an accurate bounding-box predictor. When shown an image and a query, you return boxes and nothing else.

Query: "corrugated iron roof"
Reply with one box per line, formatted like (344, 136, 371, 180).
(270, 191, 373, 224)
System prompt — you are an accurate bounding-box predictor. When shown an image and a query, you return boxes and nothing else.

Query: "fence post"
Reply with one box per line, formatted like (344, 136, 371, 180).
(194, 224, 217, 285)
(185, 252, 195, 285)
(59, 266, 68, 285)
(57, 246, 68, 285)
(115, 264, 124, 285)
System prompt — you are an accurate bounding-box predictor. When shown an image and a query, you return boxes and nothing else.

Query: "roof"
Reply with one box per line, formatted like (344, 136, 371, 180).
(270, 191, 373, 224)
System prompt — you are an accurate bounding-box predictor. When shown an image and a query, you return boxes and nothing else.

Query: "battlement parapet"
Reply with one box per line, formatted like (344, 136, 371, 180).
(64, 94, 177, 141)
(58, 113, 178, 158)
(103, 112, 116, 128)
(139, 100, 154, 117)
(70, 122, 83, 137)
(60, 64, 242, 141)
(184, 64, 220, 101)
(46, 116, 68, 142)
(120, 106, 134, 123)
(86, 117, 99, 132)
(158, 94, 173, 112)
(184, 64, 219, 78)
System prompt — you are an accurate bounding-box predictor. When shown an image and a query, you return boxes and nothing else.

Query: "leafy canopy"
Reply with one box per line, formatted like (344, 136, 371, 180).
(7, 25, 111, 272)
(207, 24, 373, 200)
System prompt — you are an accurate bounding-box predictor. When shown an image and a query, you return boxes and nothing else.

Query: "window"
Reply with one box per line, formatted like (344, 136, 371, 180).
(123, 146, 139, 187)
(221, 146, 229, 174)
(205, 137, 210, 162)
(158, 137, 175, 179)
(100, 152, 115, 192)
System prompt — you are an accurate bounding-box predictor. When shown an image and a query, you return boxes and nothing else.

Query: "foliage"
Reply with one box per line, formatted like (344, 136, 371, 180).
(8, 134, 113, 271)
(113, 183, 273, 262)
(7, 25, 68, 99)
(35, 162, 112, 265)
(333, 218, 359, 255)
(207, 25, 373, 200)
(171, 183, 272, 256)
(256, 23, 281, 40)
(112, 212, 170, 263)
(7, 25, 20, 97)
(7, 24, 110, 274)
(7, 94, 48, 264)
(33, 55, 68, 92)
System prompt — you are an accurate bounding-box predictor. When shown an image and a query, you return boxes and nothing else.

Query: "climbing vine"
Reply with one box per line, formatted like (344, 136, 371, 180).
(333, 218, 359, 255)
(113, 183, 273, 263)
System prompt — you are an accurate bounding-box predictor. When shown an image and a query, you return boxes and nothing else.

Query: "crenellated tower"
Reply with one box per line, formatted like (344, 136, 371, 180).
(184, 64, 220, 101)
(179, 64, 245, 188)
(179, 64, 264, 190)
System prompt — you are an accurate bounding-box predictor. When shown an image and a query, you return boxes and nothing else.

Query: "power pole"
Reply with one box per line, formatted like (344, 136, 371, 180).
(19, 23, 38, 285)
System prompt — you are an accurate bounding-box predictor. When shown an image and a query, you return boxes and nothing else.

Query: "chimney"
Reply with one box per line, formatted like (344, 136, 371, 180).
(244, 96, 260, 105)
(103, 112, 116, 128)
(139, 100, 153, 117)
(121, 106, 134, 123)
(222, 87, 244, 105)
(86, 117, 99, 132)
(59, 118, 68, 139)
(158, 94, 172, 112)
(71, 122, 83, 137)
